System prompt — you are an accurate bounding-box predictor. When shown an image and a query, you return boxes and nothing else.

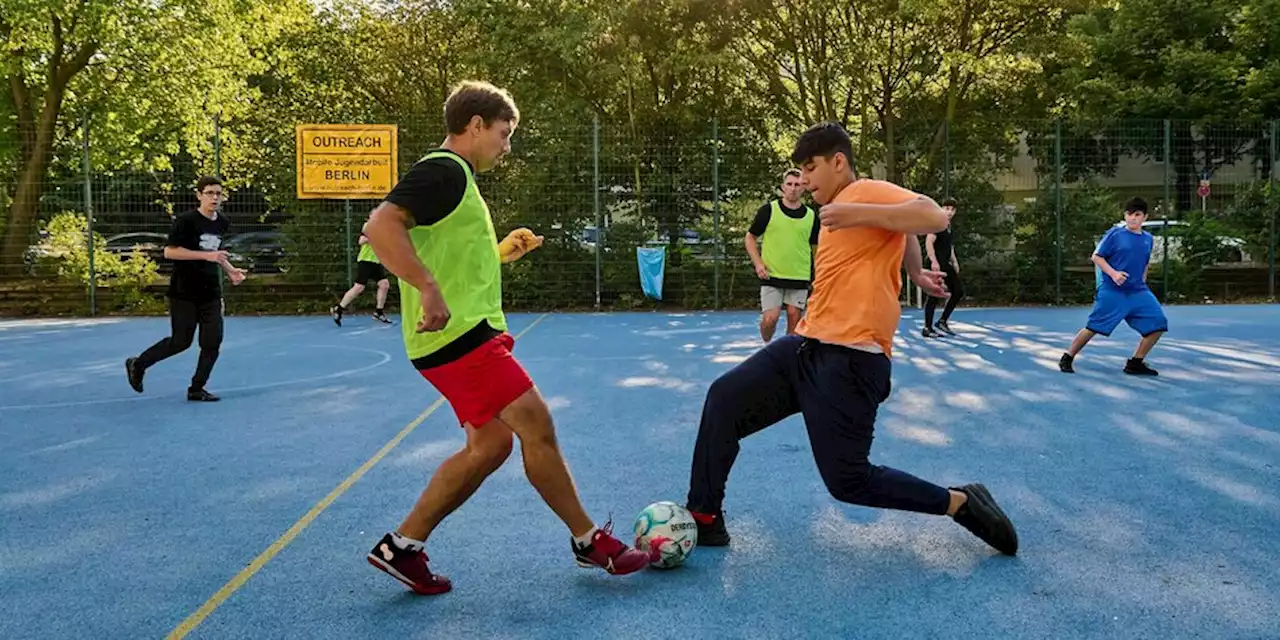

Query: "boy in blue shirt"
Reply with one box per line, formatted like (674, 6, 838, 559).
(1059, 197, 1167, 375)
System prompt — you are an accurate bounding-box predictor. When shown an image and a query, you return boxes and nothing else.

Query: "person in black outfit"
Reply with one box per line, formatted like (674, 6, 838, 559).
(923, 197, 964, 337)
(126, 176, 246, 401)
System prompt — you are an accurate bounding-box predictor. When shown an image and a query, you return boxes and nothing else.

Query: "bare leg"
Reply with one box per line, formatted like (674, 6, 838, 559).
(1066, 328, 1097, 357)
(397, 421, 514, 541)
(1133, 331, 1163, 359)
(340, 283, 366, 309)
(785, 305, 803, 336)
(495, 387, 595, 536)
(376, 279, 390, 309)
(760, 308, 781, 343)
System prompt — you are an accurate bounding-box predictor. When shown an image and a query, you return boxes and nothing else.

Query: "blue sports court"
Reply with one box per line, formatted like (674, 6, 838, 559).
(2, 306, 1278, 639)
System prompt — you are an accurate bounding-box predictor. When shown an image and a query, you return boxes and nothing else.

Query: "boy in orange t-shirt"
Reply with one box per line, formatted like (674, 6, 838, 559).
(685, 122, 1018, 556)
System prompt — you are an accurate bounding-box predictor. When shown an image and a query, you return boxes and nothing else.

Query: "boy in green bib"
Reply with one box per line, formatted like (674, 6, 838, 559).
(744, 168, 820, 342)
(361, 80, 652, 595)
(330, 230, 392, 325)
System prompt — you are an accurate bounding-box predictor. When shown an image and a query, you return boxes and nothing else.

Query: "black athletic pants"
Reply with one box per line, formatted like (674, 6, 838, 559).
(925, 267, 964, 327)
(686, 335, 951, 517)
(135, 297, 224, 389)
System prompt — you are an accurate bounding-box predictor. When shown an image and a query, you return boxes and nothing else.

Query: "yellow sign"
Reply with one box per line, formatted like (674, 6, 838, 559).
(296, 124, 398, 199)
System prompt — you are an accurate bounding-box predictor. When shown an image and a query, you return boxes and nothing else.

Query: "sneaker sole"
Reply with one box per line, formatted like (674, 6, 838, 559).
(366, 555, 452, 595)
(573, 555, 647, 575)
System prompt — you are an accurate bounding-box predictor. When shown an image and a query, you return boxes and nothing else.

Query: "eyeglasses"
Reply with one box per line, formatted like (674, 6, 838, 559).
(200, 190, 226, 198)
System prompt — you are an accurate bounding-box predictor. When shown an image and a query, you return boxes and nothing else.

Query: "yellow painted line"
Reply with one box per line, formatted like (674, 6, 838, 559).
(167, 314, 549, 639)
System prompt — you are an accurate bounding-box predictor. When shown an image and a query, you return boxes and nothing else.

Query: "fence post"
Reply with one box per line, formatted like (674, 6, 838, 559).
(1054, 118, 1063, 304)
(1163, 119, 1172, 299)
(214, 114, 222, 177)
(943, 119, 951, 200)
(594, 114, 602, 311)
(1271, 120, 1277, 301)
(344, 200, 353, 285)
(83, 114, 96, 316)
(712, 118, 721, 310)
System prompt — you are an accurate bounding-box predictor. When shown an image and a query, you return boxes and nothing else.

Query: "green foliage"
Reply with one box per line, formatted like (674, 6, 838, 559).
(1012, 183, 1119, 303)
(35, 211, 161, 311)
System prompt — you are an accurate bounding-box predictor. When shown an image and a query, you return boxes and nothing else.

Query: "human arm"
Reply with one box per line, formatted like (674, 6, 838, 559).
(950, 246, 959, 273)
(362, 158, 467, 332)
(499, 228, 543, 263)
(925, 233, 939, 271)
(163, 215, 227, 262)
(364, 202, 449, 331)
(745, 204, 771, 279)
(905, 234, 948, 298)
(818, 184, 948, 234)
(1091, 228, 1128, 286)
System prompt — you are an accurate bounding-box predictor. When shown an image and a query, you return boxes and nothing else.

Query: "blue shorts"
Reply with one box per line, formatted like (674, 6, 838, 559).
(1086, 287, 1169, 337)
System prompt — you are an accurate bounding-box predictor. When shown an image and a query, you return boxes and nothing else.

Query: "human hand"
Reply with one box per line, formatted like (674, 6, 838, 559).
(416, 282, 451, 332)
(499, 228, 544, 263)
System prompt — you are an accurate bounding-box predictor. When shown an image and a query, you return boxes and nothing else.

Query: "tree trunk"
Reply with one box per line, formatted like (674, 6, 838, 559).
(1, 90, 63, 278)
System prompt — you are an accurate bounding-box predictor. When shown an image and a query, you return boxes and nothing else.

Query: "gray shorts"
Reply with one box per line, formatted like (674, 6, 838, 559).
(761, 285, 808, 311)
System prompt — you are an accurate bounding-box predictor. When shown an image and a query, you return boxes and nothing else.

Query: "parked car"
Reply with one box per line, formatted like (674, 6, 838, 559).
(104, 232, 172, 274)
(1094, 220, 1253, 265)
(222, 231, 287, 274)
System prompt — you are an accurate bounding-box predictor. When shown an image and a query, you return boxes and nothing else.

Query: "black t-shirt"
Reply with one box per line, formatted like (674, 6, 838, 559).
(747, 200, 820, 290)
(167, 209, 230, 301)
(383, 149, 502, 370)
(931, 227, 955, 270)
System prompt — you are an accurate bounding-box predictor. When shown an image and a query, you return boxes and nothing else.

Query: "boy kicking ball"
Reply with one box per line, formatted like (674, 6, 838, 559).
(1059, 197, 1167, 375)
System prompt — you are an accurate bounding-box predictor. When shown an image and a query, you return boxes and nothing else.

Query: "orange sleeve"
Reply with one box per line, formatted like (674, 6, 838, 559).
(854, 180, 920, 205)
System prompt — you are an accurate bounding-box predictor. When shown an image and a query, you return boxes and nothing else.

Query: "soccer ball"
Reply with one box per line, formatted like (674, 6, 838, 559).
(633, 501, 698, 569)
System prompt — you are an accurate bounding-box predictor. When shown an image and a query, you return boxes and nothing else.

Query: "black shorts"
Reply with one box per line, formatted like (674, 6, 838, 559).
(356, 261, 386, 284)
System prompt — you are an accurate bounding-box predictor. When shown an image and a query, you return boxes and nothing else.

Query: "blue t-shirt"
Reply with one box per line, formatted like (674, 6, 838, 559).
(1094, 225, 1153, 292)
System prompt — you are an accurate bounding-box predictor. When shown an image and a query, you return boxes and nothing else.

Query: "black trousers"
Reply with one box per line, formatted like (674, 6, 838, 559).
(687, 334, 951, 517)
(925, 267, 964, 327)
(135, 297, 224, 389)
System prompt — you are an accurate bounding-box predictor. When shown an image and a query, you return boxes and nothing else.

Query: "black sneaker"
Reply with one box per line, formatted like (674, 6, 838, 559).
(330, 305, 343, 327)
(1058, 353, 1075, 373)
(922, 327, 941, 338)
(125, 358, 144, 393)
(687, 508, 730, 547)
(187, 388, 220, 402)
(936, 321, 956, 336)
(1124, 358, 1158, 376)
(373, 311, 391, 324)
(950, 483, 1018, 556)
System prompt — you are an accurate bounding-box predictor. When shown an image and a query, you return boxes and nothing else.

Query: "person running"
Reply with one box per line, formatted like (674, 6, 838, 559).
(331, 230, 392, 325)
(1058, 197, 1166, 375)
(745, 168, 819, 342)
(684, 122, 1018, 557)
(923, 197, 963, 337)
(125, 176, 246, 402)
(360, 80, 652, 596)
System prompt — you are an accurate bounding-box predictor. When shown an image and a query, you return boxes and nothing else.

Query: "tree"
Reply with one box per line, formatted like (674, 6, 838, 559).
(1048, 0, 1279, 212)
(0, 0, 308, 277)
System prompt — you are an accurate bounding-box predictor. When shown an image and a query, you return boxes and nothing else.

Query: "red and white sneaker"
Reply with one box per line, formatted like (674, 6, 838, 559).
(572, 520, 652, 575)
(366, 533, 452, 595)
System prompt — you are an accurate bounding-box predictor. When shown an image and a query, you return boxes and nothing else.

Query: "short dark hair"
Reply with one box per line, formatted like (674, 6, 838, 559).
(444, 80, 520, 135)
(1124, 197, 1148, 214)
(941, 197, 958, 208)
(790, 122, 854, 167)
(782, 168, 802, 180)
(195, 176, 223, 192)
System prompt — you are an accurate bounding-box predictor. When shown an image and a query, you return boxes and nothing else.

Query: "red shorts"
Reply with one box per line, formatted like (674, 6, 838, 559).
(418, 333, 534, 428)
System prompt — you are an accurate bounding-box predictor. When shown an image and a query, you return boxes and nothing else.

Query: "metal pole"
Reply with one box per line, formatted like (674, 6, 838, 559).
(712, 118, 721, 310)
(943, 119, 951, 199)
(593, 114, 602, 311)
(1163, 120, 1171, 299)
(345, 200, 353, 285)
(84, 115, 96, 316)
(214, 114, 222, 177)
(1054, 119, 1063, 304)
(1271, 120, 1277, 301)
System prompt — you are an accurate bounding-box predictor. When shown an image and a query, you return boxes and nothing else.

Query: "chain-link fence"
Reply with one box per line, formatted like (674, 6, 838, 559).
(2, 117, 1276, 316)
